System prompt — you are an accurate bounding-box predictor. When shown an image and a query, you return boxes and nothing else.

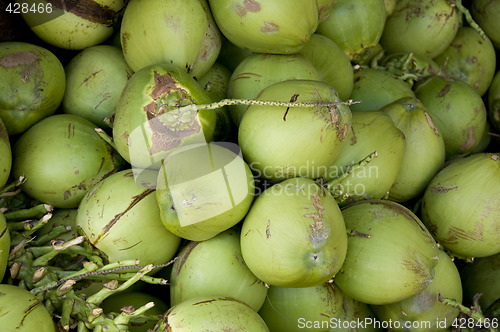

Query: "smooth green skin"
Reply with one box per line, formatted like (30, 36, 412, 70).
(227, 53, 321, 127)
(0, 284, 56, 331)
(197, 62, 234, 141)
(460, 253, 500, 312)
(100, 292, 169, 332)
(380, 0, 460, 59)
(336, 292, 382, 331)
(0, 41, 65, 135)
(12, 114, 125, 208)
(208, 0, 319, 54)
(434, 27, 497, 97)
(299, 34, 354, 101)
(112, 63, 217, 169)
(156, 143, 255, 241)
(238, 79, 352, 184)
(371, 250, 462, 331)
(258, 283, 343, 332)
(414, 76, 487, 160)
(62, 45, 134, 128)
(170, 229, 267, 311)
(317, 0, 386, 63)
(240, 177, 348, 288)
(76, 169, 181, 265)
(335, 200, 440, 305)
(36, 208, 79, 242)
(0, 212, 10, 282)
(421, 153, 500, 258)
(327, 111, 406, 206)
(21, 0, 124, 50)
(0, 117, 11, 189)
(382, 97, 446, 202)
(488, 70, 500, 131)
(472, 0, 500, 48)
(153, 296, 270, 331)
(349, 68, 415, 112)
(121, 0, 220, 77)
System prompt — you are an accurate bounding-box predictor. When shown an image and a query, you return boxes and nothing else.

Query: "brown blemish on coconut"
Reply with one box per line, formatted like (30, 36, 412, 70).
(265, 219, 271, 238)
(431, 186, 458, 193)
(401, 253, 433, 291)
(95, 189, 155, 243)
(0, 51, 39, 68)
(438, 84, 451, 97)
(119, 241, 142, 251)
(424, 111, 440, 136)
(47, 0, 119, 26)
(306, 194, 330, 244)
(174, 241, 200, 275)
(460, 127, 477, 150)
(193, 298, 218, 305)
(232, 72, 262, 80)
(442, 223, 484, 247)
(244, 0, 260, 12)
(150, 72, 179, 99)
(80, 70, 103, 86)
(260, 22, 279, 33)
(121, 32, 130, 52)
(234, 0, 260, 17)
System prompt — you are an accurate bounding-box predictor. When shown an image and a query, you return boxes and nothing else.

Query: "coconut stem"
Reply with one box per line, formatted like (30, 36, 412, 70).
(438, 294, 495, 332)
(449, 0, 488, 40)
(95, 128, 117, 150)
(0, 176, 25, 197)
(4, 203, 53, 222)
(9, 213, 52, 247)
(324, 150, 379, 202)
(177, 98, 360, 113)
(86, 264, 154, 305)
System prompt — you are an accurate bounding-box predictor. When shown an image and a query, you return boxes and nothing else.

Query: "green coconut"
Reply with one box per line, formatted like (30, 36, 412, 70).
(155, 142, 255, 241)
(152, 296, 270, 331)
(434, 26, 497, 96)
(371, 250, 462, 331)
(317, 0, 387, 64)
(227, 53, 321, 127)
(325, 110, 406, 206)
(112, 63, 217, 171)
(170, 228, 267, 311)
(120, 0, 220, 78)
(238, 79, 351, 184)
(208, 0, 319, 54)
(62, 45, 134, 128)
(12, 114, 125, 208)
(240, 177, 348, 288)
(414, 76, 487, 160)
(381, 97, 446, 202)
(76, 169, 181, 266)
(335, 200, 439, 305)
(20, 0, 124, 50)
(421, 153, 500, 258)
(0, 41, 65, 135)
(380, 0, 460, 59)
